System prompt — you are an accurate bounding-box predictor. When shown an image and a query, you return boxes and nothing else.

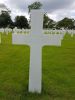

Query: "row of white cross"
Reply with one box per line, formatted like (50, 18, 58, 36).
(0, 28, 12, 34)
(0, 29, 75, 38)
(0, 28, 75, 35)
(0, 10, 75, 93)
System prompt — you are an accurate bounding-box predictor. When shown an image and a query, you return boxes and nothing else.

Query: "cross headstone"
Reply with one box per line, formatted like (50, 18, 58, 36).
(0, 28, 4, 33)
(12, 10, 63, 93)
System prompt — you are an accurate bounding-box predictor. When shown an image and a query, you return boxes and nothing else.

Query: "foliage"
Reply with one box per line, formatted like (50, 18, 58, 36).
(56, 17, 75, 29)
(14, 16, 29, 29)
(43, 14, 56, 29)
(0, 12, 12, 28)
(28, 1, 42, 13)
(0, 10, 75, 29)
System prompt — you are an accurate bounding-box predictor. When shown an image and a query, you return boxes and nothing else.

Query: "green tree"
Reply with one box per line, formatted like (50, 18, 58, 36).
(14, 16, 29, 29)
(0, 12, 12, 28)
(28, 1, 42, 13)
(43, 14, 56, 29)
(56, 17, 74, 29)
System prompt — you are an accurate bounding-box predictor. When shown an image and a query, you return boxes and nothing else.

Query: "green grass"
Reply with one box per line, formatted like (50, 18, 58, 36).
(1, 32, 12, 44)
(0, 33, 75, 100)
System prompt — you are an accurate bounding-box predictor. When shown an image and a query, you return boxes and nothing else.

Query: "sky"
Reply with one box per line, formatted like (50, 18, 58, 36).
(0, 0, 75, 21)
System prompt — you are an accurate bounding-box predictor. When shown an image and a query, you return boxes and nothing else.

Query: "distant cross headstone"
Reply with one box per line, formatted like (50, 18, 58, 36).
(0, 33, 1, 43)
(12, 10, 63, 93)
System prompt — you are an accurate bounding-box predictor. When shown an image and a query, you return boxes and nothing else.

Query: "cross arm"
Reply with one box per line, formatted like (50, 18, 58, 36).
(41, 34, 63, 46)
(12, 34, 31, 46)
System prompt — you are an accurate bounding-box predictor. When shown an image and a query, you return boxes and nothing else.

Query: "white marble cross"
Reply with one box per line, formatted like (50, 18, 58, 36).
(12, 10, 63, 93)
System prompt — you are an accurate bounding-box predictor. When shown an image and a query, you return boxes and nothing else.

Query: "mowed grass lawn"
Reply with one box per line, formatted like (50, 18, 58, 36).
(0, 33, 75, 100)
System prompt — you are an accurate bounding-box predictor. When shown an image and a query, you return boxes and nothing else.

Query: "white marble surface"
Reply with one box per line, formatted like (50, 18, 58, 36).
(12, 10, 65, 93)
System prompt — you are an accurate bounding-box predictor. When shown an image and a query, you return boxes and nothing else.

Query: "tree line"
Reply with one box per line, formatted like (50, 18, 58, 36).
(0, 12, 29, 29)
(0, 1, 75, 29)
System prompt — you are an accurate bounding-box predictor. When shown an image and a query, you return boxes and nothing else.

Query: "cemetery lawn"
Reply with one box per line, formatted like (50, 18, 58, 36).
(0, 33, 75, 100)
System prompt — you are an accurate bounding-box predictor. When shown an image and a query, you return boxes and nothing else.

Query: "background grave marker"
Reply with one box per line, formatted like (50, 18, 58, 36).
(0, 33, 1, 43)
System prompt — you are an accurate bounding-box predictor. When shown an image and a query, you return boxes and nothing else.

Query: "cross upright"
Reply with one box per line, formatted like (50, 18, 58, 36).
(12, 10, 62, 93)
